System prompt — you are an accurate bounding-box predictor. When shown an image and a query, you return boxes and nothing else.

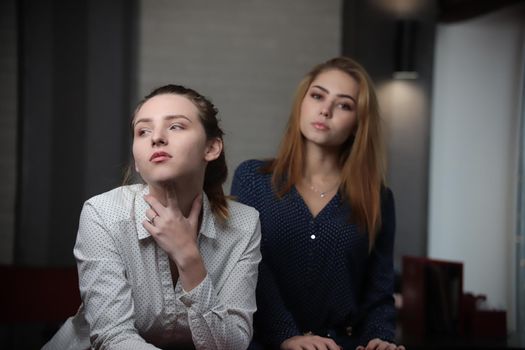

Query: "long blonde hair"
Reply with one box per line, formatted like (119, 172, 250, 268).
(264, 57, 386, 248)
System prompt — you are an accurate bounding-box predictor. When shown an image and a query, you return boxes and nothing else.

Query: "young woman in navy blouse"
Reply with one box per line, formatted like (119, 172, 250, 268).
(231, 57, 404, 350)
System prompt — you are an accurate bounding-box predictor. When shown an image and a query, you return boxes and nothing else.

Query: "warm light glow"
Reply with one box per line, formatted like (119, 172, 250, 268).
(376, 80, 427, 139)
(371, 0, 428, 18)
(393, 71, 419, 80)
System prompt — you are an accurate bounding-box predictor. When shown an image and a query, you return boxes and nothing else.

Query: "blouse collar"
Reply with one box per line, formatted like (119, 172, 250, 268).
(134, 185, 217, 241)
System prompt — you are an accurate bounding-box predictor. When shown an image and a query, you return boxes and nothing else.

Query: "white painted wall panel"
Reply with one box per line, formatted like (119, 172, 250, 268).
(429, 5, 524, 331)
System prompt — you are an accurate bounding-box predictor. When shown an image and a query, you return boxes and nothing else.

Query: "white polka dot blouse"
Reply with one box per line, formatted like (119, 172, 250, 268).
(42, 184, 261, 350)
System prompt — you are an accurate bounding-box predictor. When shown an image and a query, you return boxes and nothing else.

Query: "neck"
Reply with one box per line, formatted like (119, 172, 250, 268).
(148, 176, 203, 217)
(302, 142, 341, 182)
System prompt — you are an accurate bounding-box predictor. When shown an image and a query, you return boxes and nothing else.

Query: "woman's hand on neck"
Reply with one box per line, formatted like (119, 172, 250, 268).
(143, 177, 207, 292)
(147, 179, 201, 218)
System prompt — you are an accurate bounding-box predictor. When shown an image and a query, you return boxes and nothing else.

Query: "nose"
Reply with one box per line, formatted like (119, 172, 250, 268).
(151, 128, 167, 147)
(319, 103, 331, 118)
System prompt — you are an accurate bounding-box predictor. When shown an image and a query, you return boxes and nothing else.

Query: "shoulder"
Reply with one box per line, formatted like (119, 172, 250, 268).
(233, 159, 269, 182)
(231, 159, 272, 195)
(76, 185, 144, 245)
(378, 186, 396, 239)
(225, 199, 260, 232)
(85, 184, 142, 209)
(82, 184, 144, 223)
(231, 159, 272, 204)
(380, 186, 395, 209)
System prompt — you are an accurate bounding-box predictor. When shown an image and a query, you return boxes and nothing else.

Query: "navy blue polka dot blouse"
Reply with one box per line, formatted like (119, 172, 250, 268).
(231, 159, 396, 349)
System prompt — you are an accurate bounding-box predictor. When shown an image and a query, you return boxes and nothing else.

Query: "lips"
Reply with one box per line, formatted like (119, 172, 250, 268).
(149, 151, 172, 162)
(312, 121, 329, 131)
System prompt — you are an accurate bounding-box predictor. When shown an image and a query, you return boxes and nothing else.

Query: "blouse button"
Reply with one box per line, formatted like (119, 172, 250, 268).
(310, 234, 316, 240)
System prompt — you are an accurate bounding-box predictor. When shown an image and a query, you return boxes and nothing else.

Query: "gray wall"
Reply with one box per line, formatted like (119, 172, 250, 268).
(138, 0, 342, 191)
(343, 0, 437, 269)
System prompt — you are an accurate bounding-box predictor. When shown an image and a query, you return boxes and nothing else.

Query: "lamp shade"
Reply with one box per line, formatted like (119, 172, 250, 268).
(394, 20, 418, 79)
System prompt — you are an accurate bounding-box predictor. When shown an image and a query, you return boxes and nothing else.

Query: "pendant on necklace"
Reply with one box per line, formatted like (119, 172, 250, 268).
(309, 184, 328, 198)
(308, 183, 336, 198)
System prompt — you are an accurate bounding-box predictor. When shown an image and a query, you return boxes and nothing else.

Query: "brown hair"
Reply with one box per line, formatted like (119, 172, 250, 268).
(127, 84, 229, 220)
(265, 57, 385, 248)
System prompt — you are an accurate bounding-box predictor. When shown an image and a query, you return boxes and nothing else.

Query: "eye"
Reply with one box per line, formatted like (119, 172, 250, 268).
(338, 102, 354, 111)
(169, 123, 185, 131)
(136, 128, 150, 137)
(310, 93, 323, 100)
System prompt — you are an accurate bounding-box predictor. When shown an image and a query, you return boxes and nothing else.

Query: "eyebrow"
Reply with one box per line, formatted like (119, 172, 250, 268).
(133, 114, 193, 127)
(311, 85, 357, 104)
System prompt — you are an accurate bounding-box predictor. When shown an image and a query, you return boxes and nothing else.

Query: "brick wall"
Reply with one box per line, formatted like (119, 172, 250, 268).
(138, 0, 342, 189)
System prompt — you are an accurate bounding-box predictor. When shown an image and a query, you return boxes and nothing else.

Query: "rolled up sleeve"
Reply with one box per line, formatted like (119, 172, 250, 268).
(180, 221, 262, 350)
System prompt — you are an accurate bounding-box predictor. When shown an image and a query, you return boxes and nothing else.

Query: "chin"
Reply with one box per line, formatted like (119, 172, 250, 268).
(142, 173, 179, 185)
(305, 135, 330, 145)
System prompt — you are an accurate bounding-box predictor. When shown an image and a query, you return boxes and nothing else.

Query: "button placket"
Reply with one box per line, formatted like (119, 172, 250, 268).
(157, 248, 177, 317)
(306, 219, 318, 285)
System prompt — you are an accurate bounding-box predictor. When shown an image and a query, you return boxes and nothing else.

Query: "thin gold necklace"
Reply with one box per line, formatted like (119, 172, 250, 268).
(305, 179, 340, 198)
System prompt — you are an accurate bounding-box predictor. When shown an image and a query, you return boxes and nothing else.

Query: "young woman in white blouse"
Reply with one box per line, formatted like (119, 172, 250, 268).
(43, 84, 261, 350)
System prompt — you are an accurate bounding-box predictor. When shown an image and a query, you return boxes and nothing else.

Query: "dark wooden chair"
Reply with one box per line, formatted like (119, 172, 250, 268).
(0, 265, 81, 323)
(0, 265, 81, 348)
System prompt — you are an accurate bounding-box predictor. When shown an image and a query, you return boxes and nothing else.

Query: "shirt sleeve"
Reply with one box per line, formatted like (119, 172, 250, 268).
(74, 201, 160, 350)
(231, 160, 302, 348)
(357, 188, 397, 345)
(179, 219, 262, 350)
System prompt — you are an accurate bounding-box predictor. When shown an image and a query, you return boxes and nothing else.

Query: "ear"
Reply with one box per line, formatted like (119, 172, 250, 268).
(134, 162, 140, 173)
(204, 137, 223, 162)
